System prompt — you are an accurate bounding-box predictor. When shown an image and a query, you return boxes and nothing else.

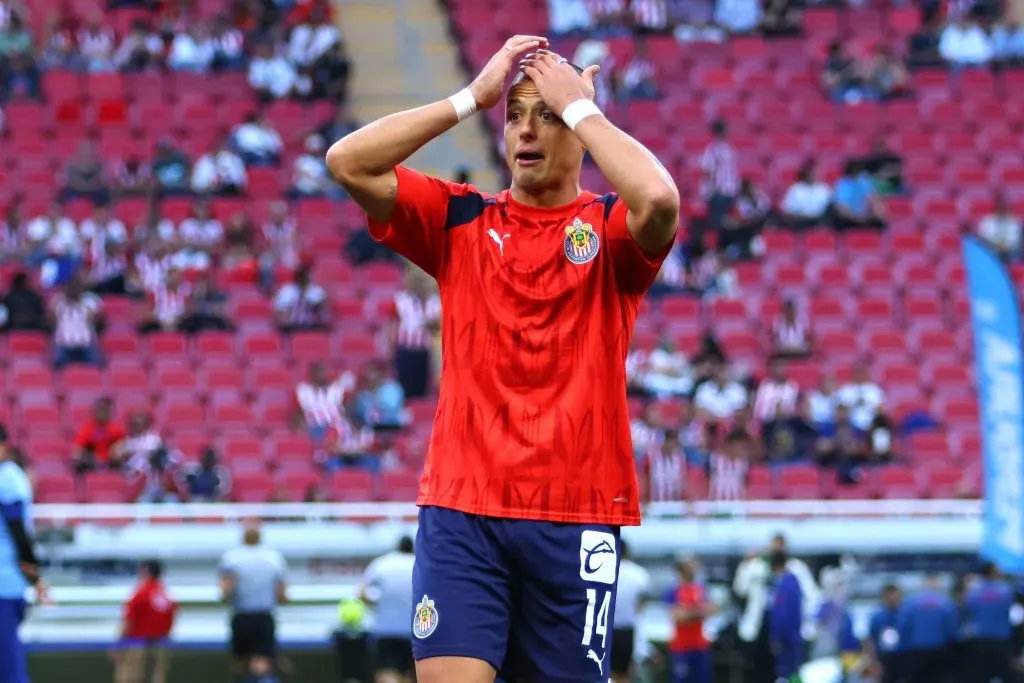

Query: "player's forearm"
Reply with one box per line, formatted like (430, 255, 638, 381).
(573, 117, 679, 233)
(325, 101, 457, 182)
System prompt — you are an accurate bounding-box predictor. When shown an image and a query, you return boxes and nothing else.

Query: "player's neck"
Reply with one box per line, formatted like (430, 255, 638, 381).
(509, 182, 583, 210)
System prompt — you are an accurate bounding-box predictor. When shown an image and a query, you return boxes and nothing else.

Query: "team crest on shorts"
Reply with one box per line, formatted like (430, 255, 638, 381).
(564, 217, 600, 264)
(412, 594, 439, 639)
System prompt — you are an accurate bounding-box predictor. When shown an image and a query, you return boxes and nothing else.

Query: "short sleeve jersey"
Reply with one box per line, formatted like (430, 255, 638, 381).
(367, 166, 671, 526)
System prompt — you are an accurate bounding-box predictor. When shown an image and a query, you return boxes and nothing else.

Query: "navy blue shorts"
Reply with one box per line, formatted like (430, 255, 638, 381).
(670, 649, 711, 683)
(0, 598, 29, 683)
(412, 506, 621, 682)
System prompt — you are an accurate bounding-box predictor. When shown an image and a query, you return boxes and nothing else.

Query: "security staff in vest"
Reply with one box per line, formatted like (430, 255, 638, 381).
(609, 539, 650, 683)
(219, 522, 288, 683)
(360, 536, 415, 683)
(964, 561, 1015, 683)
(897, 573, 957, 683)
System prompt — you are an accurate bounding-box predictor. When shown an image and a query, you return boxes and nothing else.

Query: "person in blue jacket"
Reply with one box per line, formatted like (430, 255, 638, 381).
(767, 550, 804, 683)
(964, 561, 1015, 683)
(897, 573, 957, 683)
(866, 584, 903, 683)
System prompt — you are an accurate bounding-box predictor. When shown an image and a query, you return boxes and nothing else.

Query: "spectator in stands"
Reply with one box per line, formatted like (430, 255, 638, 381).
(641, 338, 693, 398)
(249, 41, 303, 101)
(0, 199, 25, 262)
(700, 119, 739, 235)
(722, 178, 770, 260)
(688, 245, 740, 299)
(40, 13, 83, 71)
(81, 203, 129, 250)
(714, 0, 762, 34)
(127, 444, 184, 503)
(781, 161, 832, 229)
(72, 397, 127, 473)
(351, 360, 407, 429)
(814, 404, 865, 482)
(866, 413, 895, 465)
(548, 0, 594, 35)
(939, 16, 993, 67)
(115, 410, 162, 466)
(310, 40, 351, 101)
(291, 134, 335, 197)
(191, 139, 247, 196)
(618, 38, 660, 101)
(78, 10, 117, 72)
(0, 271, 45, 332)
(232, 112, 284, 166)
(647, 242, 687, 296)
(168, 22, 215, 72)
(26, 201, 82, 281)
(807, 374, 839, 430)
(837, 362, 884, 431)
(62, 142, 110, 204)
(88, 238, 129, 295)
(210, 16, 246, 71)
(180, 269, 232, 333)
(754, 360, 799, 425)
(861, 45, 909, 102)
(222, 212, 258, 279)
(694, 363, 748, 422)
(326, 418, 379, 472)
(832, 160, 886, 230)
(138, 266, 190, 333)
(274, 264, 328, 332)
(51, 273, 104, 369)
(260, 201, 300, 285)
(764, 406, 815, 463)
(821, 41, 864, 103)
(908, 15, 945, 68)
(182, 447, 232, 502)
(590, 0, 628, 35)
(854, 144, 903, 201)
(761, 0, 801, 35)
(114, 19, 164, 72)
(112, 155, 155, 197)
(152, 138, 192, 196)
(709, 432, 749, 500)
(978, 191, 1022, 261)
(133, 198, 176, 245)
(293, 362, 355, 443)
(771, 299, 813, 359)
(392, 267, 440, 399)
(0, 11, 32, 58)
(176, 199, 223, 270)
(0, 50, 40, 101)
(288, 6, 341, 68)
(992, 15, 1024, 65)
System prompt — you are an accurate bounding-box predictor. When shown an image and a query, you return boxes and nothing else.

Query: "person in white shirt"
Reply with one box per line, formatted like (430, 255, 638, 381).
(714, 0, 762, 33)
(641, 338, 692, 398)
(771, 299, 813, 358)
(753, 360, 799, 424)
(836, 363, 884, 431)
(113, 20, 165, 72)
(548, 0, 594, 34)
(287, 7, 341, 68)
(168, 23, 215, 73)
(610, 540, 651, 683)
(360, 536, 416, 683)
(978, 191, 1022, 261)
(26, 201, 81, 261)
(694, 364, 748, 421)
(992, 18, 1024, 63)
(191, 141, 247, 195)
(274, 266, 328, 331)
(939, 17, 993, 66)
(806, 374, 839, 429)
(80, 203, 128, 251)
(232, 113, 284, 166)
(249, 41, 306, 100)
(175, 199, 223, 271)
(292, 134, 333, 196)
(781, 160, 833, 228)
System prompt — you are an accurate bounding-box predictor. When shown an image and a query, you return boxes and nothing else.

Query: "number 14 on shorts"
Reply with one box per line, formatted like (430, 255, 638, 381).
(581, 589, 610, 649)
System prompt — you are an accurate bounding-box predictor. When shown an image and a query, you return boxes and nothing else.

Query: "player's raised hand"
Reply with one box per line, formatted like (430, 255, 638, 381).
(519, 50, 601, 118)
(468, 35, 549, 110)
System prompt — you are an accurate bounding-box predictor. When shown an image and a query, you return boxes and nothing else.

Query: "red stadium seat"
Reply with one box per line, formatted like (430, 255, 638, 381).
(83, 472, 129, 503)
(874, 467, 922, 499)
(231, 473, 276, 502)
(776, 466, 822, 499)
(378, 470, 420, 502)
(745, 466, 774, 499)
(327, 469, 377, 502)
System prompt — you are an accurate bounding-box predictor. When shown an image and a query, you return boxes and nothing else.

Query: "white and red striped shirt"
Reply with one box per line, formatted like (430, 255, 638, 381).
(135, 252, 172, 293)
(89, 248, 126, 283)
(645, 439, 685, 502)
(588, 0, 626, 18)
(52, 293, 102, 347)
(262, 218, 299, 269)
(122, 430, 162, 462)
(753, 378, 799, 422)
(179, 218, 224, 249)
(78, 26, 115, 63)
(709, 451, 747, 501)
(0, 219, 24, 257)
(626, 350, 648, 385)
(212, 28, 244, 60)
(274, 283, 326, 327)
(150, 281, 190, 327)
(336, 418, 376, 454)
(700, 140, 740, 197)
(630, 418, 659, 456)
(632, 0, 669, 28)
(393, 290, 441, 350)
(296, 373, 356, 429)
(772, 315, 811, 353)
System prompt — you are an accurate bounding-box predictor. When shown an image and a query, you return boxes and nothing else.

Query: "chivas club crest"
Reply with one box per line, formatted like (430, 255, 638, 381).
(412, 594, 439, 639)
(563, 217, 600, 264)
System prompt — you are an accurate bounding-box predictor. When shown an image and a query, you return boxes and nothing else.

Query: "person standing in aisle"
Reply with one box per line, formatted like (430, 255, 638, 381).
(360, 536, 416, 683)
(610, 540, 651, 683)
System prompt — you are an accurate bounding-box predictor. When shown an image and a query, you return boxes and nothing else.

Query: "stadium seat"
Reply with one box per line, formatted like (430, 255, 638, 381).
(776, 466, 822, 499)
(231, 473, 276, 502)
(378, 470, 420, 502)
(327, 469, 377, 503)
(83, 472, 130, 503)
(873, 467, 922, 499)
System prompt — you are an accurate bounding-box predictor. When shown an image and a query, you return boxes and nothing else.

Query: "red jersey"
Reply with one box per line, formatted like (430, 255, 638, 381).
(123, 579, 176, 640)
(368, 166, 670, 525)
(75, 420, 126, 464)
(669, 582, 709, 652)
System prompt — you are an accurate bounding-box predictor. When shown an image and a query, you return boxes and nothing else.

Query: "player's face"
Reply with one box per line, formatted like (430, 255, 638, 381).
(504, 81, 584, 194)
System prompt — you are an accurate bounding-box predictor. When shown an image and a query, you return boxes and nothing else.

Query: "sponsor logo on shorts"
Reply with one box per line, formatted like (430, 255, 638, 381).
(579, 530, 617, 585)
(564, 217, 600, 265)
(412, 594, 439, 639)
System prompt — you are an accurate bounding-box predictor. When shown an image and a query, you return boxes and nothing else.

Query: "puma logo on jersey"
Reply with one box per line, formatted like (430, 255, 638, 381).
(487, 229, 511, 257)
(586, 648, 605, 675)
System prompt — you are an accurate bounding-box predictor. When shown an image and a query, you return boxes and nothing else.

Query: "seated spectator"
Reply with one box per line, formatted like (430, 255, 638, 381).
(179, 269, 232, 333)
(992, 16, 1024, 65)
(625, 344, 648, 394)
(181, 447, 232, 502)
(753, 360, 799, 425)
(859, 137, 905, 196)
(126, 444, 184, 503)
(222, 213, 258, 279)
(0, 12, 34, 59)
(547, 0, 595, 36)
(761, 0, 802, 36)
(133, 199, 176, 245)
(392, 267, 440, 399)
(694, 363, 748, 422)
(821, 41, 863, 103)
(721, 178, 770, 260)
(939, 16, 993, 66)
(700, 119, 739, 235)
(260, 201, 300, 284)
(641, 338, 693, 398)
(168, 23, 214, 72)
(274, 265, 328, 332)
(191, 140, 247, 196)
(861, 46, 908, 102)
(292, 134, 335, 197)
(677, 400, 708, 466)
(210, 16, 245, 71)
(781, 160, 832, 228)
(288, 7, 341, 69)
(814, 404, 865, 484)
(771, 299, 813, 359)
(807, 374, 839, 430)
(249, 41, 304, 101)
(763, 408, 815, 463)
(40, 13, 84, 71)
(0, 50, 40, 101)
(866, 413, 895, 465)
(351, 360, 407, 429)
(832, 161, 886, 230)
(708, 432, 749, 501)
(590, 0, 629, 35)
(152, 139, 192, 196)
(714, 0, 762, 34)
(62, 142, 110, 204)
(88, 238, 129, 295)
(836, 363, 884, 431)
(132, 233, 174, 295)
(72, 397, 126, 473)
(78, 10, 117, 72)
(310, 40, 350, 101)
(175, 199, 223, 270)
(80, 202, 129, 251)
(639, 420, 686, 502)
(112, 155, 154, 197)
(114, 19, 164, 72)
(908, 15, 944, 69)
(0, 199, 25, 262)
(0, 271, 46, 332)
(138, 266, 189, 333)
(687, 246, 740, 299)
(51, 274, 104, 368)
(293, 362, 356, 443)
(978, 192, 1021, 262)
(618, 39, 660, 101)
(27, 202, 79, 269)
(114, 410, 162, 465)
(325, 418, 379, 472)
(232, 112, 283, 166)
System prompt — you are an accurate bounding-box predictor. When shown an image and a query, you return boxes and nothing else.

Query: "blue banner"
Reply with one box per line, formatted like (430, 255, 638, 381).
(963, 236, 1024, 574)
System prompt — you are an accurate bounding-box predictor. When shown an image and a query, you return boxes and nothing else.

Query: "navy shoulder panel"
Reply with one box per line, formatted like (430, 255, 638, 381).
(592, 193, 620, 222)
(445, 192, 496, 231)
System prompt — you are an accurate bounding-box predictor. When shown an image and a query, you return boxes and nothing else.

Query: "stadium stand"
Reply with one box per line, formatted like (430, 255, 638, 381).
(0, 0, 1016, 504)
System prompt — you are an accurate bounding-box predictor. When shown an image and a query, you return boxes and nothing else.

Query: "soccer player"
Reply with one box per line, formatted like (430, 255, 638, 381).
(326, 34, 679, 683)
(0, 424, 45, 683)
(666, 557, 716, 683)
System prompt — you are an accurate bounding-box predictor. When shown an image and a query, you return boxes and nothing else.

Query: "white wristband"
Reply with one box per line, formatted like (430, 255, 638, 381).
(447, 88, 477, 122)
(561, 99, 603, 131)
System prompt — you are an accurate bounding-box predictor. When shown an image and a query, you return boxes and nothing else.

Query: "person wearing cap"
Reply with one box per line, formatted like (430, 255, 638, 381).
(360, 536, 416, 683)
(963, 562, 1015, 683)
(665, 556, 716, 683)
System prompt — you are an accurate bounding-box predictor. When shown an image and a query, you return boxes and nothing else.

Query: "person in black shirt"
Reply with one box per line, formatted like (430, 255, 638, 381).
(860, 137, 905, 196)
(183, 448, 231, 502)
(0, 271, 47, 332)
(151, 138, 192, 196)
(312, 41, 350, 102)
(179, 271, 232, 334)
